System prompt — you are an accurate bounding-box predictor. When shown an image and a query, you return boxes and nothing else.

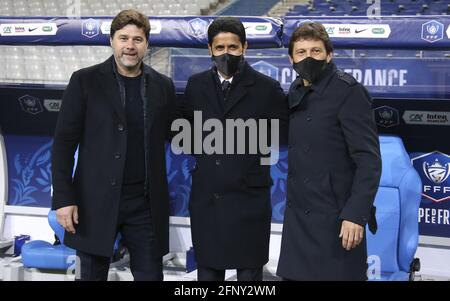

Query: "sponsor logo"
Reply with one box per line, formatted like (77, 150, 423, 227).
(0, 23, 57, 36)
(81, 18, 99, 38)
(424, 159, 450, 184)
(338, 27, 351, 34)
(355, 28, 368, 34)
(18, 95, 43, 115)
(374, 105, 399, 128)
(421, 20, 444, 43)
(402, 111, 450, 126)
(323, 24, 390, 38)
(243, 22, 272, 35)
(251, 61, 279, 81)
(188, 18, 208, 38)
(3, 26, 11, 34)
(412, 151, 450, 203)
(149, 20, 162, 34)
(409, 113, 422, 122)
(100, 21, 111, 35)
(418, 206, 450, 225)
(372, 27, 385, 34)
(325, 26, 334, 35)
(44, 99, 62, 112)
(14, 26, 25, 33)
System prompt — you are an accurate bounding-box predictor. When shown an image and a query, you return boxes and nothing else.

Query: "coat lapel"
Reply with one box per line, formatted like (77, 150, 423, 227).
(146, 71, 163, 133)
(200, 70, 223, 115)
(99, 58, 126, 123)
(288, 77, 311, 110)
(223, 63, 254, 116)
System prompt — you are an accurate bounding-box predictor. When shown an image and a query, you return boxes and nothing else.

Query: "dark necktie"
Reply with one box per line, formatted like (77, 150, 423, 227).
(221, 80, 231, 101)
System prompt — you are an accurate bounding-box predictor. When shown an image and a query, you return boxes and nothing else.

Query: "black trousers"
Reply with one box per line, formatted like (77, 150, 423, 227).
(197, 266, 263, 281)
(75, 190, 162, 281)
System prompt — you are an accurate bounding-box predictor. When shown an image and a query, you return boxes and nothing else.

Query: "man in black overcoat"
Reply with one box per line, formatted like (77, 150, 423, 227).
(51, 10, 177, 280)
(277, 22, 381, 281)
(177, 17, 288, 281)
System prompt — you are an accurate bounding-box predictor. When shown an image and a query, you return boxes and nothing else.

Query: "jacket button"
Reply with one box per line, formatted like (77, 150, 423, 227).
(213, 193, 220, 200)
(304, 209, 310, 215)
(303, 146, 310, 153)
(110, 179, 117, 186)
(303, 177, 310, 184)
(117, 124, 124, 131)
(114, 152, 121, 159)
(306, 116, 312, 122)
(287, 200, 292, 208)
(290, 115, 295, 120)
(215, 159, 221, 166)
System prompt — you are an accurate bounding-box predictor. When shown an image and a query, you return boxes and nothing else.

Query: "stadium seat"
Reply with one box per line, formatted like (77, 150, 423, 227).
(21, 210, 76, 270)
(21, 210, 125, 271)
(366, 135, 422, 281)
(285, 0, 448, 16)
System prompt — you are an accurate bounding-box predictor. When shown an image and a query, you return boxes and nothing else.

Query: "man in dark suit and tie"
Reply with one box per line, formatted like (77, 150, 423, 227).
(179, 17, 288, 281)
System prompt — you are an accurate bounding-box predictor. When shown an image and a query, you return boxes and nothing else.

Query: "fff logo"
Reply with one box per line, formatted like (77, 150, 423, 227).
(412, 151, 450, 203)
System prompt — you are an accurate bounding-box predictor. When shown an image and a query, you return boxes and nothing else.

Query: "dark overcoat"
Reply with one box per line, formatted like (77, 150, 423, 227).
(181, 62, 288, 269)
(52, 56, 177, 258)
(277, 62, 381, 280)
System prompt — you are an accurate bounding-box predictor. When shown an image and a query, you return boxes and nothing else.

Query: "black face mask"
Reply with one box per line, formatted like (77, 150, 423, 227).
(212, 53, 243, 77)
(293, 57, 328, 83)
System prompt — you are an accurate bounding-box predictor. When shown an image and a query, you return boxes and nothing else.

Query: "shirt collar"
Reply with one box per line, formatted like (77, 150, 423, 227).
(218, 71, 233, 84)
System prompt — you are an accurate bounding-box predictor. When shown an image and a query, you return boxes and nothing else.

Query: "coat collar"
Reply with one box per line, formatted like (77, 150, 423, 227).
(308, 61, 337, 96)
(99, 56, 125, 123)
(287, 62, 337, 109)
(99, 56, 159, 126)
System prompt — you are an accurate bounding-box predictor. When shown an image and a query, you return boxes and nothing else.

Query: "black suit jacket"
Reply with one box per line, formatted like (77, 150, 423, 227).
(51, 56, 176, 257)
(179, 62, 288, 269)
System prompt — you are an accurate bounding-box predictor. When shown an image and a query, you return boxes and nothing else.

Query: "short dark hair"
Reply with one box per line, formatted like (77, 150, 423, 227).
(208, 17, 246, 46)
(288, 22, 333, 57)
(110, 9, 150, 41)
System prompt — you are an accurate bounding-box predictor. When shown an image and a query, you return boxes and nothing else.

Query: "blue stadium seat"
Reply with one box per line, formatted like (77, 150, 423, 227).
(366, 135, 422, 281)
(291, 4, 310, 14)
(21, 210, 76, 270)
(395, 0, 426, 4)
(303, 11, 327, 16)
(21, 210, 125, 270)
(286, 0, 449, 16)
(349, 10, 368, 16)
